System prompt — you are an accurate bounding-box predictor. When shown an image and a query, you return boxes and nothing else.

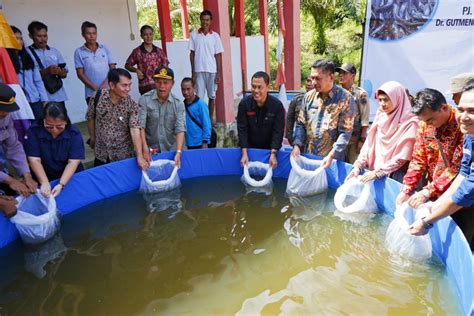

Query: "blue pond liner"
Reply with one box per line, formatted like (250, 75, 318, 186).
(0, 148, 472, 314)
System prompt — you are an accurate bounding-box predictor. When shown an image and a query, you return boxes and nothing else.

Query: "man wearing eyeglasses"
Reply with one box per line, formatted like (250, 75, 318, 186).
(0, 84, 37, 200)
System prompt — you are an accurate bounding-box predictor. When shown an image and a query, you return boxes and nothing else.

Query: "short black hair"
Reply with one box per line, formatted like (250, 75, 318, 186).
(43, 102, 71, 127)
(200, 10, 213, 19)
(81, 21, 97, 34)
(140, 25, 154, 35)
(181, 77, 195, 86)
(27, 21, 47, 35)
(252, 71, 270, 85)
(312, 59, 335, 74)
(10, 25, 21, 35)
(411, 88, 447, 115)
(463, 80, 474, 93)
(108, 68, 132, 84)
(8, 26, 35, 72)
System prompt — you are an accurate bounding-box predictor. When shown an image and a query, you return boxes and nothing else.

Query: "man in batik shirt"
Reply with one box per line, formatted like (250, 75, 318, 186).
(292, 59, 355, 168)
(125, 25, 169, 95)
(396, 88, 464, 208)
(86, 68, 147, 170)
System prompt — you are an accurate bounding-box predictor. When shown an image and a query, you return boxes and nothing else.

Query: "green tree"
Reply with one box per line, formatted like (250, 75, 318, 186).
(136, 0, 203, 40)
(300, 0, 365, 54)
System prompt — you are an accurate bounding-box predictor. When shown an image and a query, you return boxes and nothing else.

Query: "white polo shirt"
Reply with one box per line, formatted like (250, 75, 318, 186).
(189, 29, 224, 73)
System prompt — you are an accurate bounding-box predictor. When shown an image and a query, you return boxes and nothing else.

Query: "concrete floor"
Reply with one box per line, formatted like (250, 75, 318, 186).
(73, 121, 95, 169)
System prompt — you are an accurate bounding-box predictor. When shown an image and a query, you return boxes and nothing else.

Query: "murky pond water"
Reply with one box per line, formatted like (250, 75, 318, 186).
(0, 176, 461, 315)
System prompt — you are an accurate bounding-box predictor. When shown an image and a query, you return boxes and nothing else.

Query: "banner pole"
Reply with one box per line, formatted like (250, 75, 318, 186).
(358, 0, 369, 86)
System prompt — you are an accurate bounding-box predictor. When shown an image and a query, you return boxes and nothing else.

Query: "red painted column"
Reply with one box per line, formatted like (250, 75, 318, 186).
(234, 0, 247, 92)
(156, 0, 173, 54)
(179, 0, 189, 39)
(259, 0, 270, 75)
(203, 0, 235, 124)
(283, 0, 301, 90)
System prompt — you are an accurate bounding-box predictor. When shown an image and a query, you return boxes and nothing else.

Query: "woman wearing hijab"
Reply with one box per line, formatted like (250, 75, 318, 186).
(346, 81, 419, 183)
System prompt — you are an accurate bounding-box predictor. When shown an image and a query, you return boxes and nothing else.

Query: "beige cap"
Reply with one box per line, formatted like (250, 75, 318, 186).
(447, 72, 474, 94)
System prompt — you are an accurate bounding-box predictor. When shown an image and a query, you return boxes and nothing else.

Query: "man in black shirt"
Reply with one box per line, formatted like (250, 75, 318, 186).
(237, 71, 285, 168)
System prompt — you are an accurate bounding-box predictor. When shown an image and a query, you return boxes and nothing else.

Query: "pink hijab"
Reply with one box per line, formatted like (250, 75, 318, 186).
(358, 81, 419, 170)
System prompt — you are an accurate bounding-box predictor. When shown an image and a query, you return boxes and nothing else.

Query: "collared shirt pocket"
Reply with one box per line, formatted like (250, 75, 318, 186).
(96, 107, 109, 119)
(246, 111, 258, 125)
(148, 107, 160, 120)
(263, 112, 276, 125)
(164, 112, 176, 131)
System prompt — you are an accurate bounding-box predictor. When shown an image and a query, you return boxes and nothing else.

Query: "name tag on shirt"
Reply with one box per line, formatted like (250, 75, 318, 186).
(321, 118, 329, 130)
(321, 112, 331, 131)
(463, 148, 472, 160)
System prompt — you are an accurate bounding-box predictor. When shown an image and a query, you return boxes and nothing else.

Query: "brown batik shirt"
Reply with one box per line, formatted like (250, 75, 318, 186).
(86, 89, 140, 162)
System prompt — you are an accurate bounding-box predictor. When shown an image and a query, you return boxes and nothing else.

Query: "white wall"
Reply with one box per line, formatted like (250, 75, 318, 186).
(3, 1, 265, 122)
(162, 35, 265, 101)
(3, 0, 141, 123)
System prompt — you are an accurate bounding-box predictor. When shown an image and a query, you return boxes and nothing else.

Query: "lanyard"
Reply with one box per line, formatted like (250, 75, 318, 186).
(435, 135, 449, 168)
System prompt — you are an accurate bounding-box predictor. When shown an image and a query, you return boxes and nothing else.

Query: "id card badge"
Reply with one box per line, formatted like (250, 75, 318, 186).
(321, 115, 330, 130)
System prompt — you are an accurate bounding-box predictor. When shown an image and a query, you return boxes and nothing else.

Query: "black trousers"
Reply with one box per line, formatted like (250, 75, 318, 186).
(94, 158, 110, 167)
(451, 205, 474, 251)
(187, 145, 203, 150)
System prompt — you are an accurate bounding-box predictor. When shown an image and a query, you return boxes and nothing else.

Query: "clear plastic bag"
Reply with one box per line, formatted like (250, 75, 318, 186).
(241, 161, 273, 195)
(142, 187, 183, 214)
(24, 234, 66, 279)
(10, 191, 60, 245)
(286, 156, 328, 196)
(140, 159, 181, 193)
(385, 203, 432, 261)
(286, 191, 328, 221)
(334, 177, 378, 214)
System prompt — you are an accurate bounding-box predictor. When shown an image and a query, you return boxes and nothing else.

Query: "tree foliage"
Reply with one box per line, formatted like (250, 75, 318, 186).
(300, 0, 365, 54)
(136, 0, 202, 40)
(135, 0, 365, 87)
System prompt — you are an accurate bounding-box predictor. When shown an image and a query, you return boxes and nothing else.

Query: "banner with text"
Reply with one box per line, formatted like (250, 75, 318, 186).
(361, 0, 474, 120)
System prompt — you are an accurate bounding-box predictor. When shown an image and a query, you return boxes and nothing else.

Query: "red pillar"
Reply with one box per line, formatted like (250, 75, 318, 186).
(234, 0, 247, 92)
(283, 0, 301, 90)
(203, 0, 235, 124)
(156, 0, 173, 54)
(259, 0, 270, 75)
(179, 0, 189, 39)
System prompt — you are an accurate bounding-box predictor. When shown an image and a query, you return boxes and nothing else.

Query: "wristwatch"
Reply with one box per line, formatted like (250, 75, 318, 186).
(176, 149, 182, 154)
(420, 217, 433, 230)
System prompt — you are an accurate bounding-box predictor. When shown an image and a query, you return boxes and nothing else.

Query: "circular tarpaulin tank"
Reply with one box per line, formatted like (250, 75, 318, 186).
(0, 149, 472, 315)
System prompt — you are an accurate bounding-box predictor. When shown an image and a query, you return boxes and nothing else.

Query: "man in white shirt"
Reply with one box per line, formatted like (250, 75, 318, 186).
(189, 10, 224, 124)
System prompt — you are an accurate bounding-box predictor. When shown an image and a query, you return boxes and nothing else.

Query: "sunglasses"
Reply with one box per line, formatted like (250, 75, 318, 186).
(44, 123, 66, 131)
